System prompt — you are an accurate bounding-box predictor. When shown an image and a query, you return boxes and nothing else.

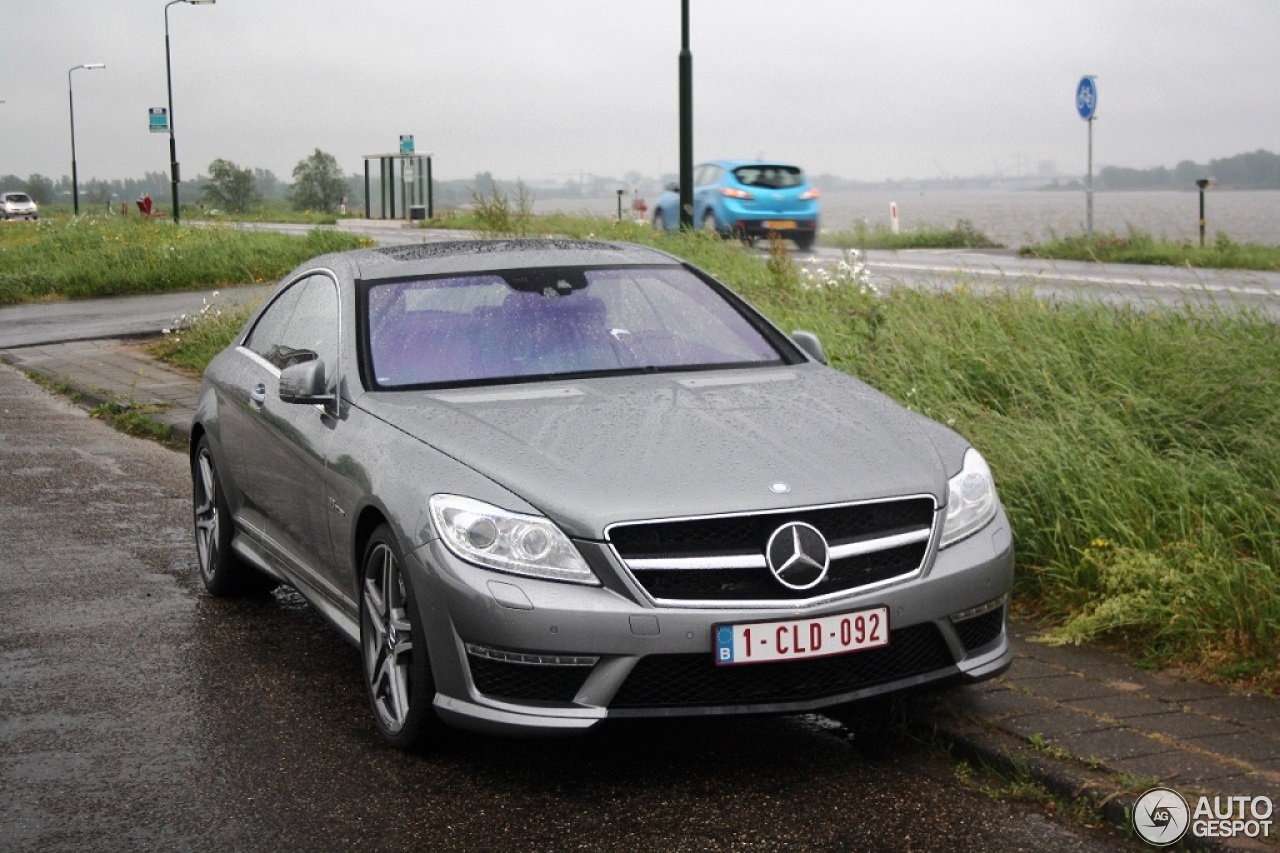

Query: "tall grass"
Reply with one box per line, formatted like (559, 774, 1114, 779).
(0, 216, 369, 304)
(735, 272, 1280, 683)
(823, 219, 1003, 251)
(1022, 227, 1280, 271)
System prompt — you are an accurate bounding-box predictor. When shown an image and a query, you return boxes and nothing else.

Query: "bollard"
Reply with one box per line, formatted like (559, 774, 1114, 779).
(890, 202, 900, 234)
(1196, 179, 1211, 247)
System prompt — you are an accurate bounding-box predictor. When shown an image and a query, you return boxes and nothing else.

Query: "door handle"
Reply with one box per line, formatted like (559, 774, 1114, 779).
(249, 383, 267, 407)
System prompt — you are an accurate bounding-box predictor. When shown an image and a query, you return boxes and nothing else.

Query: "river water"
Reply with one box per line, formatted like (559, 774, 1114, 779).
(534, 189, 1280, 248)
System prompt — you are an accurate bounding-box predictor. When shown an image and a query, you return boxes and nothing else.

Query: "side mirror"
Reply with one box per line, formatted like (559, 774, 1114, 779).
(791, 330, 828, 365)
(279, 359, 335, 405)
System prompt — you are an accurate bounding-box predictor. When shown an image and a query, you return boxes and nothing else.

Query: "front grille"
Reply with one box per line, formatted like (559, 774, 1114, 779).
(610, 622, 955, 709)
(953, 606, 1005, 653)
(467, 654, 592, 703)
(608, 498, 935, 603)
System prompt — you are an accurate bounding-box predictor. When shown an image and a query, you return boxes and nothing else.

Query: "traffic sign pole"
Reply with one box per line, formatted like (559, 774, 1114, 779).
(1076, 76, 1097, 240)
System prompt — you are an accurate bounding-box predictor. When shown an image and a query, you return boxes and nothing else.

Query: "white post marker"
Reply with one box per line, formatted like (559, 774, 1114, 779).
(890, 201, 900, 234)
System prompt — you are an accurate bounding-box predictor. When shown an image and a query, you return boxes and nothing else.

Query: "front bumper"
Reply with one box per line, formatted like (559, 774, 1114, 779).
(408, 510, 1014, 736)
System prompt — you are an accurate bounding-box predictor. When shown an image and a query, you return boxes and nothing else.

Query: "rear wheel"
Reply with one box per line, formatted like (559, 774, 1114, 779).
(793, 232, 816, 251)
(192, 436, 275, 596)
(361, 524, 439, 749)
(701, 209, 722, 237)
(652, 209, 666, 231)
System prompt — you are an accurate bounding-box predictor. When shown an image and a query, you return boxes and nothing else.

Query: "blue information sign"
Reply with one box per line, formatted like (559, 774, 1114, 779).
(400, 134, 414, 155)
(148, 107, 169, 133)
(1076, 76, 1097, 121)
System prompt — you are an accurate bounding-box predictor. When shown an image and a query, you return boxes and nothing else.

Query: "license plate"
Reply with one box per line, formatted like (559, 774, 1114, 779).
(714, 607, 889, 666)
(763, 220, 797, 230)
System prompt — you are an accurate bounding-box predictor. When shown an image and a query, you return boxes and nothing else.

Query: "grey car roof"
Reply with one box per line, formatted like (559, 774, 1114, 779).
(308, 239, 685, 282)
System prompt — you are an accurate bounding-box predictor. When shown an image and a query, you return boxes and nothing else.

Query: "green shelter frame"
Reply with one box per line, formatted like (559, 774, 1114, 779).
(362, 153, 433, 220)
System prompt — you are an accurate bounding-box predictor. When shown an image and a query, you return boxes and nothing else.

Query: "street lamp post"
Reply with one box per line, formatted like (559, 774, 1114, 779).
(165, 0, 216, 224)
(678, 0, 693, 230)
(68, 63, 106, 216)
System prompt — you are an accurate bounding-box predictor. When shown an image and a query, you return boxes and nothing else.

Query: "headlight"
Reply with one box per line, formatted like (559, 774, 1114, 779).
(940, 448, 999, 548)
(428, 495, 598, 585)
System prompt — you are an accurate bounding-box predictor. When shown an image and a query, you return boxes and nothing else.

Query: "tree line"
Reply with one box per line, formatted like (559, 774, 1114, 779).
(1099, 149, 1280, 191)
(1, 149, 358, 213)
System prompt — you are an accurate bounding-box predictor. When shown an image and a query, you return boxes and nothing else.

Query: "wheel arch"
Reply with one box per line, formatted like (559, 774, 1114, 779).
(352, 504, 391, 576)
(189, 422, 208, 465)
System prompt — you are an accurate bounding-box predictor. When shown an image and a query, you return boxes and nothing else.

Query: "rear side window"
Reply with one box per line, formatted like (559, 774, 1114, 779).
(732, 166, 804, 189)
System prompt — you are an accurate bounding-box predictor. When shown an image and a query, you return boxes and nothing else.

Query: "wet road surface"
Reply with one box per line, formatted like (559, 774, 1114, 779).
(0, 364, 1141, 851)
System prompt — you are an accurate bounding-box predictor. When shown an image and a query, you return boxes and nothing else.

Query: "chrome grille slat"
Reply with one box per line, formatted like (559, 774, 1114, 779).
(607, 497, 937, 606)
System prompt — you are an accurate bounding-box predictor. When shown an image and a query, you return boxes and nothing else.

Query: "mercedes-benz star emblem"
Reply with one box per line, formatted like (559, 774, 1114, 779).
(765, 522, 831, 591)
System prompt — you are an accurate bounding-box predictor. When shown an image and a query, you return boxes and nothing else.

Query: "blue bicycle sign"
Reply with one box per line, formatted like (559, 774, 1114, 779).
(1076, 76, 1098, 120)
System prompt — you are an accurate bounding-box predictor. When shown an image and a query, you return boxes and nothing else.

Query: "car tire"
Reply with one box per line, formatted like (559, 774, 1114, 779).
(652, 210, 666, 232)
(701, 209, 722, 237)
(360, 524, 439, 750)
(192, 436, 276, 597)
(793, 233, 816, 251)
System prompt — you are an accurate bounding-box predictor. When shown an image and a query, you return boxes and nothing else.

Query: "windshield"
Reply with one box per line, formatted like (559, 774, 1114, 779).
(365, 265, 789, 388)
(4, 193, 33, 203)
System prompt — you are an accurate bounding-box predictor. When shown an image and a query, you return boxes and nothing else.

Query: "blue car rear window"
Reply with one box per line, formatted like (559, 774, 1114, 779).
(732, 166, 804, 190)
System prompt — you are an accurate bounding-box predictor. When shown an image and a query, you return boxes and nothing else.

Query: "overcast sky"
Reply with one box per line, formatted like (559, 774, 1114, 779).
(3, 1, 1277, 185)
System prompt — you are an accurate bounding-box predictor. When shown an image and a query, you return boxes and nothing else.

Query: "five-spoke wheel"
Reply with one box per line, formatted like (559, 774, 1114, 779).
(192, 436, 273, 596)
(361, 525, 437, 748)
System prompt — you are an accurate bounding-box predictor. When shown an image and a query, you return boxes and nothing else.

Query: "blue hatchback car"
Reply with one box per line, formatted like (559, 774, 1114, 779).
(652, 160, 821, 250)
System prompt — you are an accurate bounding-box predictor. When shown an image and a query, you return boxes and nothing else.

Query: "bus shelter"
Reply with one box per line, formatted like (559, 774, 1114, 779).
(362, 153, 433, 220)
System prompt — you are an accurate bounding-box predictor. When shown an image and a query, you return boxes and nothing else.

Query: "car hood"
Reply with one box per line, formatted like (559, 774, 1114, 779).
(354, 366, 953, 539)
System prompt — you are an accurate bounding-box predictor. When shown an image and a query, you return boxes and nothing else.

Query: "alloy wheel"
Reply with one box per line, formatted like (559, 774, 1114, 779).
(362, 542, 414, 734)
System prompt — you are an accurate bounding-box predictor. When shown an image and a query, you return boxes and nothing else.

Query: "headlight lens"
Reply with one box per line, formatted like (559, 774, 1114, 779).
(940, 448, 999, 548)
(428, 495, 597, 585)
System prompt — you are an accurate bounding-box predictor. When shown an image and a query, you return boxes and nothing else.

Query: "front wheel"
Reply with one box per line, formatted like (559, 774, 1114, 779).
(192, 436, 275, 596)
(361, 524, 439, 749)
(652, 209, 667, 232)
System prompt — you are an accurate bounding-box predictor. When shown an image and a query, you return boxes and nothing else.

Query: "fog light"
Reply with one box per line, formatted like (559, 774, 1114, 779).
(465, 643, 598, 667)
(950, 593, 1009, 623)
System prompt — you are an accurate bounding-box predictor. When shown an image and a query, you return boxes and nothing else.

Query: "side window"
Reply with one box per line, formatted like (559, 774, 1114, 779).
(243, 284, 303, 361)
(244, 274, 340, 377)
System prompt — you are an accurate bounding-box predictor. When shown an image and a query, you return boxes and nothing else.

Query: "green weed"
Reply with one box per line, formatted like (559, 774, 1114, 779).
(1021, 226, 1280, 271)
(0, 216, 369, 305)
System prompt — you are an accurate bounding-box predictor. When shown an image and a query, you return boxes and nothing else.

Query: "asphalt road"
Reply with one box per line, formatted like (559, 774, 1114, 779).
(0, 351, 1145, 851)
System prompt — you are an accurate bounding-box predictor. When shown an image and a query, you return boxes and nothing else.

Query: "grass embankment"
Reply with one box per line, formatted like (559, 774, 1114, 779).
(1021, 228, 1280, 271)
(821, 219, 1004, 251)
(157, 219, 1280, 689)
(0, 216, 369, 305)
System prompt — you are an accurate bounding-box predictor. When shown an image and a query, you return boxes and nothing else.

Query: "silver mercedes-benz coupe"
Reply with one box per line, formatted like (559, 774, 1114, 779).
(191, 239, 1013, 748)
